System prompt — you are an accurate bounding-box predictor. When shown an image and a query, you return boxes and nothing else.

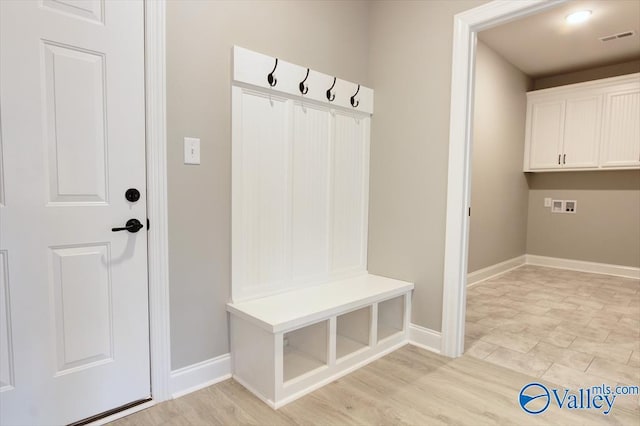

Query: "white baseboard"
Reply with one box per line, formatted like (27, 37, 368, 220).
(526, 254, 640, 280)
(408, 324, 441, 354)
(467, 255, 526, 286)
(169, 353, 232, 399)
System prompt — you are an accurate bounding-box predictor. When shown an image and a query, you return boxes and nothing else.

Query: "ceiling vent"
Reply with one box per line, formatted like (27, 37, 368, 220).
(600, 31, 636, 42)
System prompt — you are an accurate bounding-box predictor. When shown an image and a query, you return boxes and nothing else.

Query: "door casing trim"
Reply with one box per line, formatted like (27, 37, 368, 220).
(441, 0, 568, 358)
(145, 0, 171, 402)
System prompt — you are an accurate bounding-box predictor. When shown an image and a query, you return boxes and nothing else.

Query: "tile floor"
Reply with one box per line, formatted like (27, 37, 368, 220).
(109, 265, 639, 425)
(465, 265, 640, 412)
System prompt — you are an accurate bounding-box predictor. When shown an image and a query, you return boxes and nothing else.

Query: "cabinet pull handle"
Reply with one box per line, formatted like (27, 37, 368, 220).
(563, 154, 566, 164)
(558, 154, 561, 165)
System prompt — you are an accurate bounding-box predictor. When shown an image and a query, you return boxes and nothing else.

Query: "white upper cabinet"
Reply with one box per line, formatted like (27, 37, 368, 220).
(563, 95, 602, 168)
(528, 100, 565, 169)
(524, 73, 639, 172)
(600, 85, 640, 168)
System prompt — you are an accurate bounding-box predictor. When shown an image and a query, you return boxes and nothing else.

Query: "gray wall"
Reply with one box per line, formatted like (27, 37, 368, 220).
(526, 65, 640, 269)
(367, 0, 487, 332)
(167, 0, 371, 370)
(533, 59, 640, 90)
(167, 0, 638, 369)
(527, 171, 640, 267)
(467, 42, 531, 273)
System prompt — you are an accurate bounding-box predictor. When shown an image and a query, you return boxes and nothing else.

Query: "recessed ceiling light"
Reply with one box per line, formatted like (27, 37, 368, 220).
(566, 10, 592, 24)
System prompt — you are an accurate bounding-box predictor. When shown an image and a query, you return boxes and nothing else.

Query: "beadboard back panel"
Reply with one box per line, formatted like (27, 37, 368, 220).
(291, 103, 330, 284)
(231, 48, 372, 303)
(330, 112, 369, 275)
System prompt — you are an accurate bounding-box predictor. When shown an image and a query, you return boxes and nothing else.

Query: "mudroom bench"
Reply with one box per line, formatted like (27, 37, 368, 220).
(229, 47, 412, 408)
(227, 274, 414, 408)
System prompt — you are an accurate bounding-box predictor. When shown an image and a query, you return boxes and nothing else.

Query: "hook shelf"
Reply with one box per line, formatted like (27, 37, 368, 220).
(233, 46, 373, 114)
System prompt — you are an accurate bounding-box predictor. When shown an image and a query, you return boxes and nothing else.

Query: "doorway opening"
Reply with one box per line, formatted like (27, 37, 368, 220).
(443, 2, 638, 392)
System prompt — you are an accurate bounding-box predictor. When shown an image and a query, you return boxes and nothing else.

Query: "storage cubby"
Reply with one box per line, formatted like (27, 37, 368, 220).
(228, 274, 412, 408)
(336, 307, 371, 361)
(377, 296, 405, 342)
(283, 320, 328, 383)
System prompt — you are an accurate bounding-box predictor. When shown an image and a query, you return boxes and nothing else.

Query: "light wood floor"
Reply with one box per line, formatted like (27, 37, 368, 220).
(112, 267, 639, 425)
(466, 265, 639, 416)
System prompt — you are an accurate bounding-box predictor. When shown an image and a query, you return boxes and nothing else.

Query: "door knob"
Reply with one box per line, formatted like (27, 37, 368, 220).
(111, 218, 144, 233)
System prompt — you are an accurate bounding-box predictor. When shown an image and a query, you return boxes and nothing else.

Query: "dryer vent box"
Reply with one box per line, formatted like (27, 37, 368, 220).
(564, 200, 577, 213)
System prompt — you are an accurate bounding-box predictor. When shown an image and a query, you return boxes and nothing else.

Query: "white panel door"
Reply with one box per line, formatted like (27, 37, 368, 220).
(528, 100, 565, 169)
(562, 95, 602, 169)
(601, 87, 640, 168)
(0, 1, 149, 425)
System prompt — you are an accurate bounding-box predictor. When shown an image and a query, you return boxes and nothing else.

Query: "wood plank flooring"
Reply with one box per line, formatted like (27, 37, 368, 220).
(111, 266, 640, 425)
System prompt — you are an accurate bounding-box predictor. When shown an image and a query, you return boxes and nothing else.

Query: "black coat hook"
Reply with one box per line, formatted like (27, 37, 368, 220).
(267, 58, 278, 87)
(299, 68, 309, 95)
(326, 77, 336, 102)
(350, 84, 360, 108)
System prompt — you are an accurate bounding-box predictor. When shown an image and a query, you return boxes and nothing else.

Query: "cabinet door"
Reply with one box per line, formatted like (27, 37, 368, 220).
(562, 95, 602, 168)
(601, 87, 640, 168)
(528, 100, 564, 169)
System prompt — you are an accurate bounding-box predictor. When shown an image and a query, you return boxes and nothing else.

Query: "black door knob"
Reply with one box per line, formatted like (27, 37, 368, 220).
(125, 188, 141, 202)
(112, 218, 144, 233)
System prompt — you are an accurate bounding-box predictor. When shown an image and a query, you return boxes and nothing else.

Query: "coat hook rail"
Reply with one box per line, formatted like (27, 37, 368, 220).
(350, 84, 360, 108)
(234, 47, 374, 114)
(267, 58, 278, 87)
(326, 77, 336, 102)
(299, 68, 309, 95)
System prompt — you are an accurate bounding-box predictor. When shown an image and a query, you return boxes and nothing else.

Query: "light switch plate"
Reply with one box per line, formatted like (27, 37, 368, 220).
(184, 137, 200, 165)
(544, 197, 552, 207)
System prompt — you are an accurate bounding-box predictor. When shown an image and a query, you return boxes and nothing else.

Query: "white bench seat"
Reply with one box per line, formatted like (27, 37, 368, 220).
(227, 273, 414, 409)
(227, 274, 414, 333)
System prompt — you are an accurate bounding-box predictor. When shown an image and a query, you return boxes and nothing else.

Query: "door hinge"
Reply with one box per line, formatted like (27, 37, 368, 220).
(147, 218, 150, 230)
(468, 207, 471, 217)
